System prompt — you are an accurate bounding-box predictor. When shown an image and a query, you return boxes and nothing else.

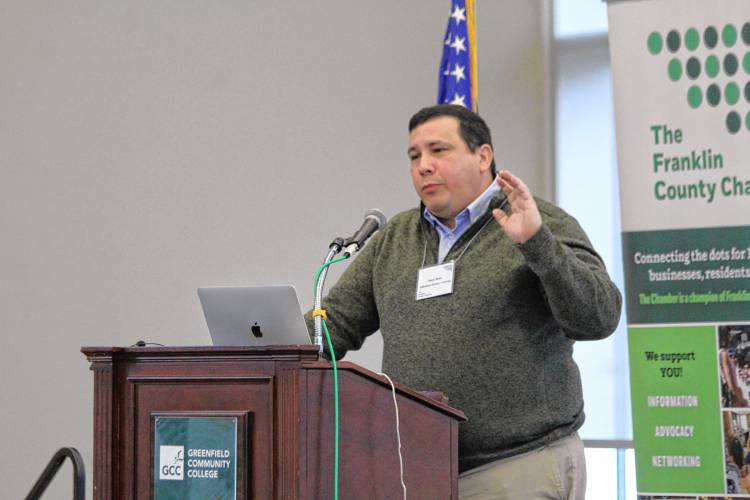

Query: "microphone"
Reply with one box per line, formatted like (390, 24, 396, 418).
(343, 209, 387, 256)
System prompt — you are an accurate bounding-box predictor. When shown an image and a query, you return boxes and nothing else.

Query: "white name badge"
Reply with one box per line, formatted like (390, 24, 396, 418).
(416, 262, 455, 300)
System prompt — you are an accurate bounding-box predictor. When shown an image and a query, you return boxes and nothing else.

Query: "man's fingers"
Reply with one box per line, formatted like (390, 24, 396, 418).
(496, 175, 513, 195)
(498, 170, 520, 189)
(497, 170, 537, 231)
(492, 208, 507, 227)
(498, 170, 532, 200)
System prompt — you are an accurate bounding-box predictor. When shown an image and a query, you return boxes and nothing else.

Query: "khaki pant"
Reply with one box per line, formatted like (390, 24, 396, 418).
(458, 433, 586, 500)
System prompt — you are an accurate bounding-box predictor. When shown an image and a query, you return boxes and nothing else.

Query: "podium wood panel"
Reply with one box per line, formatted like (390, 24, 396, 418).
(83, 345, 465, 499)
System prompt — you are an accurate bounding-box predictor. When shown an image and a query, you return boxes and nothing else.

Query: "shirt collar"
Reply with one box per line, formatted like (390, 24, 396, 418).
(423, 179, 500, 231)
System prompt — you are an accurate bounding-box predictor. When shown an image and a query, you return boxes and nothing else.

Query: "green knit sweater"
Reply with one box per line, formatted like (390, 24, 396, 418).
(306, 195, 622, 471)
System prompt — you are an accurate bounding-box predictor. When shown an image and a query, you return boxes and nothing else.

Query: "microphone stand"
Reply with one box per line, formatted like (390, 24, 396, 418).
(313, 239, 345, 355)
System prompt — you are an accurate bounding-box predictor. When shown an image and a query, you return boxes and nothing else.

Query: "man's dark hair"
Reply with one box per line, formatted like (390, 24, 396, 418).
(408, 104, 496, 177)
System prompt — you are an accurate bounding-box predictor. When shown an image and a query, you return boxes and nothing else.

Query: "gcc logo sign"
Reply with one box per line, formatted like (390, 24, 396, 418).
(159, 445, 184, 480)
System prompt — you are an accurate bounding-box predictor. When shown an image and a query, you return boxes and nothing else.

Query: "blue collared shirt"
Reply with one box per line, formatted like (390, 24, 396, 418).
(423, 180, 500, 263)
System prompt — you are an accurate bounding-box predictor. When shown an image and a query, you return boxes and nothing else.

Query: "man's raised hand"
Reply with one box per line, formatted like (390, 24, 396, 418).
(491, 170, 542, 244)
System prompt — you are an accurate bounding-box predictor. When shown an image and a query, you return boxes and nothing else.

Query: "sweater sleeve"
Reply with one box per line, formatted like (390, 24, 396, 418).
(304, 231, 382, 360)
(517, 208, 622, 341)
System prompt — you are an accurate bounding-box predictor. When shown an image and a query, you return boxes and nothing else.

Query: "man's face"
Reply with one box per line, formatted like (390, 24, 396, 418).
(408, 116, 493, 227)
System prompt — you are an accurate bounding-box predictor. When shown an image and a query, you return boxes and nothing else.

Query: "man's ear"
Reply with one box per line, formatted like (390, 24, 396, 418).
(477, 144, 493, 173)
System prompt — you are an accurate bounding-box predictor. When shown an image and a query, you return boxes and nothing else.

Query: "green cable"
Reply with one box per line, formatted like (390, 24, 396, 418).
(313, 254, 349, 499)
(314, 255, 350, 291)
(322, 319, 339, 500)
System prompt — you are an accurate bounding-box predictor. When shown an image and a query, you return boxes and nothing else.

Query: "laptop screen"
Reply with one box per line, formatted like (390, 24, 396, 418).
(198, 285, 311, 346)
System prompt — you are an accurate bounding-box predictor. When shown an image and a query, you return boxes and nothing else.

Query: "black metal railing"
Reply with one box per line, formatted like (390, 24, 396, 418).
(25, 447, 85, 500)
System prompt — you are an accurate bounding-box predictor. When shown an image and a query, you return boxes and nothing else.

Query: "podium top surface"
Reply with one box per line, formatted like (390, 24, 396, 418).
(82, 344, 320, 358)
(81, 345, 466, 421)
(303, 360, 467, 421)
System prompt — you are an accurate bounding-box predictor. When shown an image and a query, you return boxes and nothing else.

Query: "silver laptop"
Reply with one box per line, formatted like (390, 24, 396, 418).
(198, 285, 311, 346)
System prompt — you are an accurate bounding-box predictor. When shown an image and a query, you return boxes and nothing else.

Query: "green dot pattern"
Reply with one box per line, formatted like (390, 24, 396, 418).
(687, 85, 702, 108)
(667, 30, 681, 52)
(685, 28, 700, 50)
(723, 24, 738, 47)
(648, 32, 663, 54)
(706, 55, 720, 77)
(726, 82, 740, 105)
(704, 26, 718, 48)
(668, 58, 682, 81)
(727, 111, 741, 134)
(647, 22, 750, 134)
(724, 53, 739, 76)
(707, 84, 721, 106)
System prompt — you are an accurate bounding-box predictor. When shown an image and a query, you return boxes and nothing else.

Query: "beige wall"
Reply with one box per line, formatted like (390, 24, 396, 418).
(0, 2, 551, 497)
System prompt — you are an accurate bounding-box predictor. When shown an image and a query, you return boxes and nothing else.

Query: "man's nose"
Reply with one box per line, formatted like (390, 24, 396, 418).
(417, 154, 435, 174)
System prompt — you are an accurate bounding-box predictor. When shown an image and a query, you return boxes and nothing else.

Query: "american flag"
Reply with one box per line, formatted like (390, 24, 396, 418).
(437, 0, 477, 111)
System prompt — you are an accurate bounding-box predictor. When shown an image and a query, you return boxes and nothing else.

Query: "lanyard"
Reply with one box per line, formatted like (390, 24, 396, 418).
(419, 196, 508, 268)
(419, 215, 494, 268)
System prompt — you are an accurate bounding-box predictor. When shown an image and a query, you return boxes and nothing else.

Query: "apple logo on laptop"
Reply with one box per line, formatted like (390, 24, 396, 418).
(250, 322, 263, 339)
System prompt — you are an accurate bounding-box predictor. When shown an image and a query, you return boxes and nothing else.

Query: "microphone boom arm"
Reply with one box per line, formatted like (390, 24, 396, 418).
(313, 244, 341, 354)
(313, 209, 386, 355)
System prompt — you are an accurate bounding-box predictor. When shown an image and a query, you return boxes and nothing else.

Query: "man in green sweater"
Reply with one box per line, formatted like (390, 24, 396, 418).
(308, 105, 622, 499)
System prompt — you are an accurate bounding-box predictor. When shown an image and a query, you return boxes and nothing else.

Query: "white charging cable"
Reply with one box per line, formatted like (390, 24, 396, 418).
(378, 372, 406, 500)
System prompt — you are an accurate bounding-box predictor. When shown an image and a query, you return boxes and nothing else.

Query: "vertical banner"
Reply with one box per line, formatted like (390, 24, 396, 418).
(607, 0, 750, 497)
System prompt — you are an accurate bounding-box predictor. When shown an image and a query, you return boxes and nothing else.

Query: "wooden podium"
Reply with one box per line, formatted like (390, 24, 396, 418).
(82, 345, 466, 499)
